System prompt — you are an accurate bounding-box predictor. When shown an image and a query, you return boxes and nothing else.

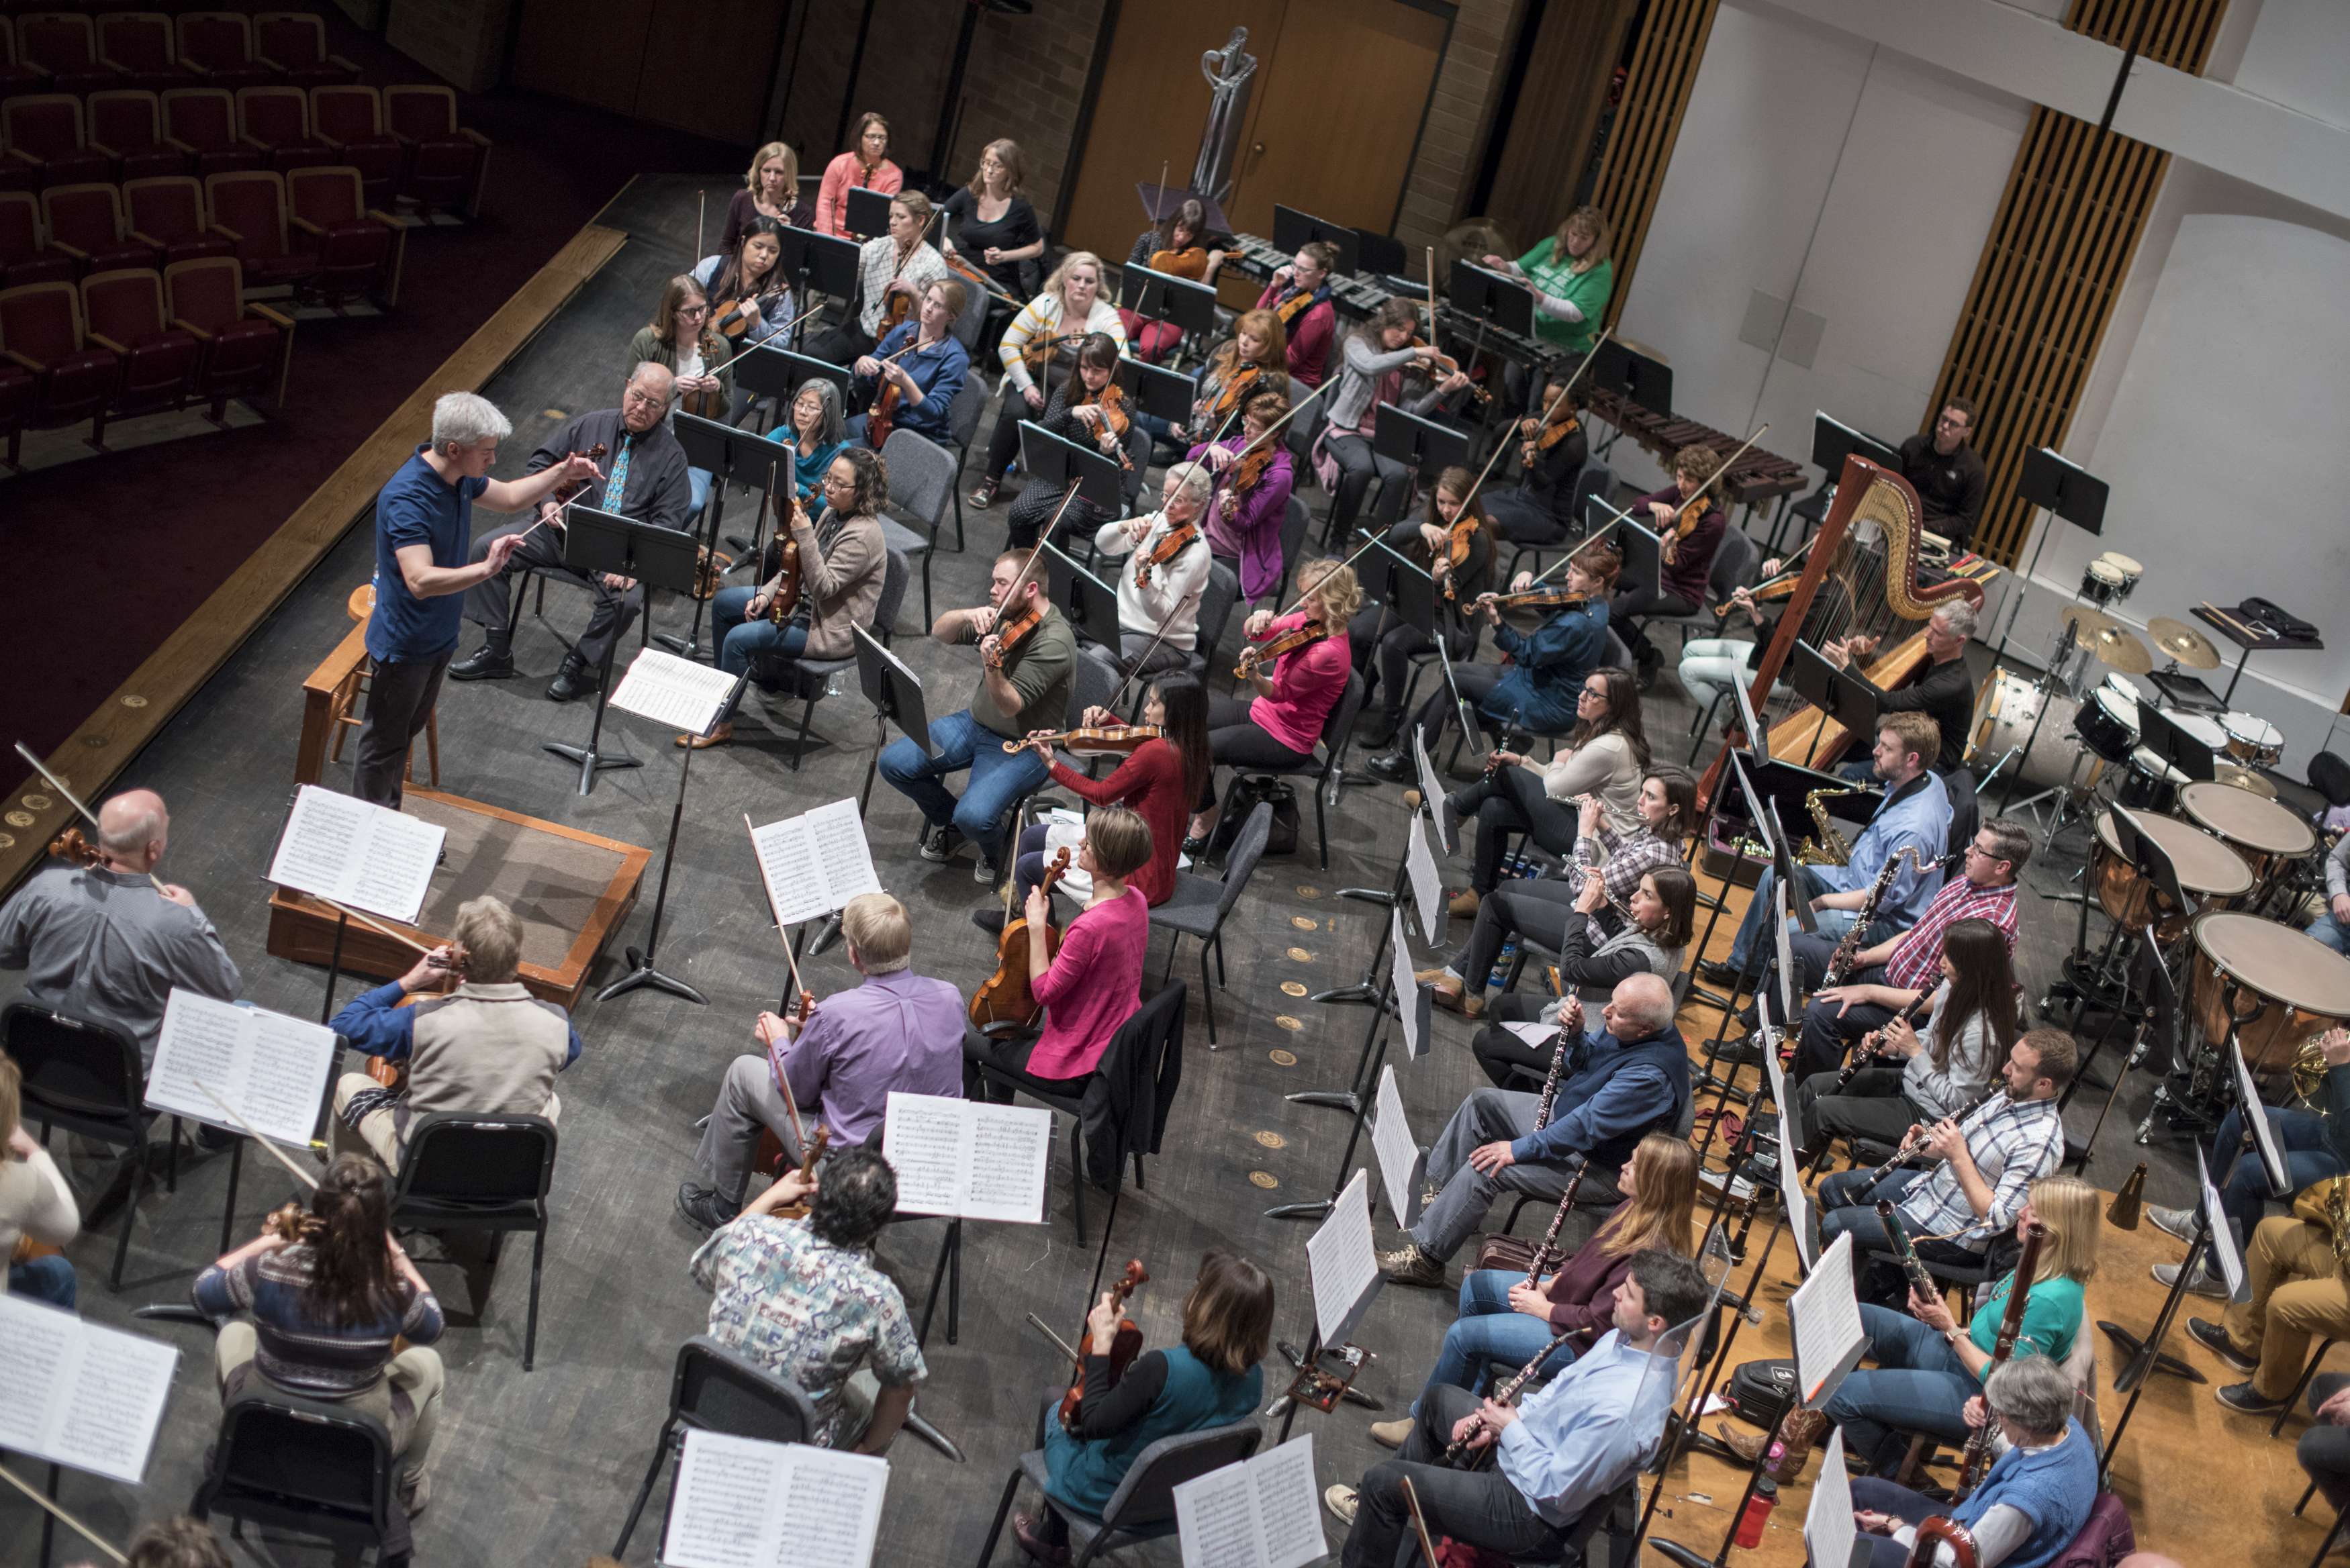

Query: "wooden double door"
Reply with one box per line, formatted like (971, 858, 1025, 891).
(1059, 0, 1450, 268)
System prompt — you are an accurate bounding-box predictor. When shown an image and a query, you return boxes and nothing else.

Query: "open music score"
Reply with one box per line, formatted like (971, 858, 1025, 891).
(147, 990, 337, 1149)
(1369, 1065, 1424, 1229)
(881, 1092, 1053, 1224)
(1171, 1434, 1325, 1568)
(0, 1296, 179, 1485)
(1804, 1426, 1869, 1568)
(1305, 1169, 1380, 1346)
(1787, 1231, 1867, 1410)
(267, 784, 443, 924)
(1388, 906, 1428, 1063)
(661, 1428, 888, 1568)
(749, 799, 883, 929)
(609, 646, 741, 734)
(1405, 810, 1444, 945)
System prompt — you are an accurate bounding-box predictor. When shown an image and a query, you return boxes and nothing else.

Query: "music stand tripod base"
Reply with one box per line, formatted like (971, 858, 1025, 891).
(2094, 1319, 2202, 1385)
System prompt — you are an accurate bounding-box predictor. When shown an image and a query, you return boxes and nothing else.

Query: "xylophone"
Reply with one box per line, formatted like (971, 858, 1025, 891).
(1581, 385, 1807, 510)
(1223, 232, 1397, 318)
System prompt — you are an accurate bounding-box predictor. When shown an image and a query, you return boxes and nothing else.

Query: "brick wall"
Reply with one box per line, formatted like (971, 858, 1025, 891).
(385, 0, 515, 94)
(1397, 0, 1522, 252)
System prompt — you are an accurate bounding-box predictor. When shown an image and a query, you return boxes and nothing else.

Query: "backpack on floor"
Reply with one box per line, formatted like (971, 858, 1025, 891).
(1209, 775, 1299, 863)
(1722, 1357, 1799, 1430)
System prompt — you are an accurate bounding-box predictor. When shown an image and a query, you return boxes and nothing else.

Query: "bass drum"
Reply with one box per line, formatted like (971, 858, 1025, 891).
(1967, 669, 2080, 789)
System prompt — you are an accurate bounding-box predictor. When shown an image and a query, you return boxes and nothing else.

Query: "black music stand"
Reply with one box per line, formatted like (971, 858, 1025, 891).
(1774, 412, 1901, 556)
(1591, 339, 1673, 418)
(1447, 259, 1534, 340)
(672, 412, 788, 660)
(853, 624, 932, 816)
(1615, 514, 1664, 603)
(1118, 263, 1219, 339)
(1042, 542, 1121, 651)
(2136, 703, 2218, 786)
(1370, 403, 1468, 530)
(1018, 422, 1125, 513)
(1135, 181, 1230, 236)
(1353, 228, 1407, 280)
(1112, 356, 1194, 426)
(841, 186, 892, 242)
(777, 224, 862, 322)
(1272, 203, 1360, 275)
(733, 344, 851, 418)
(1995, 446, 2110, 660)
(543, 505, 699, 794)
(1787, 642, 1879, 771)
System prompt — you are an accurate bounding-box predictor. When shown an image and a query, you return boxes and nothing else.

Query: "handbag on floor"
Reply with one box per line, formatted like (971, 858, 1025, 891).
(1208, 775, 1299, 862)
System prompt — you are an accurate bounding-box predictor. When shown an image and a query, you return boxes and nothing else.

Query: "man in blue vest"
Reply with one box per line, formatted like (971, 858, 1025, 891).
(1380, 971, 1691, 1287)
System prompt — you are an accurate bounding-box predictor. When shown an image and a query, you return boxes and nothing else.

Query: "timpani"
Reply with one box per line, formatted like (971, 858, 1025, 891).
(2091, 807, 2253, 940)
(2189, 910, 2350, 1075)
(2179, 779, 2316, 885)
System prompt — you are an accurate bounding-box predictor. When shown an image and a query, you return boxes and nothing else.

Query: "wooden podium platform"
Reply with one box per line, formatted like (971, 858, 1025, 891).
(267, 622, 650, 1008)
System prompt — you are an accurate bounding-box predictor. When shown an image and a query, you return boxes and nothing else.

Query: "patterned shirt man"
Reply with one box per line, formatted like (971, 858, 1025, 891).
(1883, 875, 2020, 991)
(689, 1214, 926, 1446)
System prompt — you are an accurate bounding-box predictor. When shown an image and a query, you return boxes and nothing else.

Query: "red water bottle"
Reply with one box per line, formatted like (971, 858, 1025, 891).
(1734, 1477, 1779, 1548)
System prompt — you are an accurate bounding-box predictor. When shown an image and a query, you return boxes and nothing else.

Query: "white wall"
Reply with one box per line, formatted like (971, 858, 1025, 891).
(1613, 0, 2030, 496)
(2222, 0, 2350, 127)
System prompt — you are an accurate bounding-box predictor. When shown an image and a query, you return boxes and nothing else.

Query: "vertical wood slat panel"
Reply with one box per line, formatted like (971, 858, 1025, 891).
(1925, 0, 2228, 565)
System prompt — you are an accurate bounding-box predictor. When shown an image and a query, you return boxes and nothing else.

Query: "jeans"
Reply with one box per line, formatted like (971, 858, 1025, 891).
(9, 1254, 76, 1308)
(1823, 1304, 1978, 1471)
(1793, 958, 1896, 1080)
(1850, 1479, 1962, 1568)
(2310, 912, 2350, 957)
(2209, 1104, 2345, 1242)
(877, 708, 1049, 865)
(1417, 1270, 1579, 1413)
(710, 585, 808, 718)
(1411, 1088, 1584, 1261)
(1817, 1167, 1925, 1260)
(688, 465, 712, 517)
(1341, 1384, 1568, 1568)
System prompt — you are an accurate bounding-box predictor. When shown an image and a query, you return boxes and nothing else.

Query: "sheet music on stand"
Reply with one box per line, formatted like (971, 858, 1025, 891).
(660, 1427, 889, 1568)
(1405, 810, 1444, 944)
(0, 1295, 179, 1484)
(2230, 1042, 2289, 1195)
(1787, 1231, 1867, 1408)
(267, 783, 443, 923)
(1172, 1434, 1325, 1568)
(1732, 663, 1769, 761)
(1804, 1426, 1868, 1568)
(750, 799, 884, 928)
(2197, 1146, 2247, 1301)
(1412, 726, 1447, 853)
(1388, 907, 1429, 1062)
(1771, 1030, 1818, 1272)
(1370, 1065, 1424, 1229)
(148, 990, 337, 1148)
(609, 645, 742, 736)
(882, 1093, 1053, 1224)
(1307, 1168, 1381, 1346)
(1771, 877, 1797, 1025)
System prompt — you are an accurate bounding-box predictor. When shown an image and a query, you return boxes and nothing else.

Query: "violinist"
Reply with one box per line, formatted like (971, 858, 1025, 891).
(0, 787, 238, 1069)
(1119, 197, 1226, 362)
(940, 138, 1045, 306)
(677, 893, 964, 1235)
(1615, 444, 1724, 687)
(763, 378, 847, 503)
(1011, 1252, 1275, 1567)
(1675, 532, 1858, 722)
(623, 275, 731, 515)
(808, 189, 949, 368)
(992, 676, 1212, 926)
(1, 1058, 79, 1308)
(1356, 464, 1497, 754)
(1480, 205, 1614, 360)
(723, 140, 812, 248)
(974, 252, 1127, 509)
(1083, 461, 1215, 680)
(1170, 307, 1286, 448)
(879, 548, 1076, 883)
(1255, 239, 1337, 387)
(1191, 389, 1295, 604)
(691, 215, 794, 352)
(328, 895, 579, 1173)
(812, 111, 902, 238)
(1480, 375, 1589, 550)
(1186, 557, 1360, 851)
(451, 363, 692, 703)
(688, 448, 888, 750)
(1314, 299, 1474, 545)
(1000, 331, 1133, 550)
(847, 276, 969, 447)
(959, 807, 1152, 1145)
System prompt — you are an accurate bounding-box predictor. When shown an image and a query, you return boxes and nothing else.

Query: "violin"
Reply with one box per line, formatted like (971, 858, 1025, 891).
(1133, 518, 1198, 587)
(1005, 724, 1163, 758)
(751, 989, 818, 1178)
(1202, 364, 1263, 431)
(1230, 444, 1275, 497)
(969, 848, 1070, 1034)
(944, 248, 1019, 307)
(1060, 1258, 1150, 1430)
(1021, 331, 1088, 373)
(263, 1200, 327, 1244)
(1521, 413, 1581, 465)
(545, 442, 610, 513)
(1410, 336, 1492, 405)
(1713, 571, 1801, 621)
(1148, 244, 1210, 281)
(1235, 616, 1331, 679)
(368, 944, 467, 1089)
(765, 531, 803, 626)
(984, 598, 1045, 670)
(1092, 383, 1134, 472)
(679, 346, 727, 420)
(1438, 514, 1480, 601)
(1480, 585, 1591, 616)
(771, 1122, 831, 1221)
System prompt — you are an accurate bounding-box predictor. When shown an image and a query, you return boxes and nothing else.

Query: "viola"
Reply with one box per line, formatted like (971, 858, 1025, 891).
(1133, 519, 1198, 587)
(1093, 383, 1135, 472)
(1440, 514, 1480, 601)
(714, 285, 777, 342)
(368, 945, 466, 1089)
(771, 1122, 832, 1221)
(969, 848, 1070, 1034)
(1148, 245, 1210, 281)
(944, 248, 1019, 307)
(1005, 724, 1164, 758)
(1203, 364, 1264, 430)
(765, 533, 804, 626)
(1021, 331, 1088, 373)
(1481, 586, 1590, 616)
(1235, 616, 1331, 679)
(1230, 444, 1275, 497)
(677, 342, 728, 419)
(750, 989, 820, 1179)
(546, 442, 610, 512)
(47, 826, 102, 867)
(1521, 413, 1581, 467)
(262, 1200, 327, 1245)
(984, 598, 1045, 670)
(1410, 336, 1492, 405)
(1060, 1259, 1150, 1430)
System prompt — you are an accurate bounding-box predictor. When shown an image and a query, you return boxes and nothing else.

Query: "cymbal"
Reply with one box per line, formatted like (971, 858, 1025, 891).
(2147, 616, 2221, 670)
(2084, 622, 2153, 674)
(2061, 603, 2117, 638)
(2212, 763, 2277, 799)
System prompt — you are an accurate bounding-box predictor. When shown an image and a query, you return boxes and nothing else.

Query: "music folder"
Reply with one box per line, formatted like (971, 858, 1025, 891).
(1590, 338, 1673, 418)
(1112, 354, 1195, 425)
(853, 624, 932, 758)
(841, 185, 893, 242)
(1041, 540, 1121, 648)
(1271, 203, 1359, 276)
(1119, 262, 1219, 337)
(731, 342, 851, 406)
(1371, 401, 1468, 478)
(778, 223, 861, 303)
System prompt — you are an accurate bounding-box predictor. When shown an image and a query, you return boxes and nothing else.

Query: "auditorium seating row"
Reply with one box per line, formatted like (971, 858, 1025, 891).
(1, 12, 356, 97)
(0, 253, 289, 461)
(3, 83, 487, 215)
(1, 168, 403, 303)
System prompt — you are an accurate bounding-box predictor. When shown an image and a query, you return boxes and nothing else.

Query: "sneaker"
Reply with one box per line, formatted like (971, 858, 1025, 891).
(968, 477, 1000, 511)
(2186, 1316, 2257, 1371)
(2215, 1380, 2288, 1415)
(1323, 1484, 1359, 1526)
(918, 824, 962, 863)
(2147, 1204, 2196, 1244)
(1378, 1242, 1446, 1288)
(675, 1183, 740, 1235)
(975, 854, 1002, 886)
(1368, 1418, 1412, 1449)
(2151, 1261, 2226, 1300)
(1447, 888, 1481, 920)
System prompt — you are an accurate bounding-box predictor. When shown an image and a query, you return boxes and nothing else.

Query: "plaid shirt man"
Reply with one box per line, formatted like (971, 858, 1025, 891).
(1883, 875, 2020, 992)
(1891, 1091, 2065, 1251)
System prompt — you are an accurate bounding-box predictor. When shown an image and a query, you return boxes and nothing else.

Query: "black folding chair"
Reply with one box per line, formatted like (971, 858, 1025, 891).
(191, 1388, 402, 1567)
(386, 1112, 557, 1369)
(613, 1334, 822, 1558)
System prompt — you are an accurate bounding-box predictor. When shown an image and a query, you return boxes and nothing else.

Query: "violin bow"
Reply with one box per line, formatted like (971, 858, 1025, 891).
(12, 741, 169, 893)
(1668, 423, 1769, 535)
(995, 481, 1088, 613)
(706, 297, 831, 381)
(1102, 581, 1205, 716)
(1457, 329, 1611, 523)
(194, 1079, 322, 1186)
(0, 1466, 126, 1566)
(317, 899, 432, 954)
(1260, 523, 1391, 626)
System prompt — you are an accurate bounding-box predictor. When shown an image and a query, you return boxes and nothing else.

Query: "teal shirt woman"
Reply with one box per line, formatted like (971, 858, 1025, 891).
(1017, 1253, 1275, 1559)
(1487, 205, 1615, 358)
(767, 377, 849, 504)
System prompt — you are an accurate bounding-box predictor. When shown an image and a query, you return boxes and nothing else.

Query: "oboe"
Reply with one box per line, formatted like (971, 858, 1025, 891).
(1874, 1199, 1940, 1302)
(1857, 1085, 2004, 1187)
(1440, 1329, 1575, 1468)
(1532, 995, 1584, 1132)
(1521, 1167, 1589, 1290)
(1834, 991, 1936, 1090)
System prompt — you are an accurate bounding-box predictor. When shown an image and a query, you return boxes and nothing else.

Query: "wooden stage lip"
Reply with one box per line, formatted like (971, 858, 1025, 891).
(0, 221, 630, 900)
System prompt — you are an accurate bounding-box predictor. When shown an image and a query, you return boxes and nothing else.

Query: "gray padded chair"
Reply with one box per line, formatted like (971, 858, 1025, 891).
(1148, 801, 1270, 1046)
(1650, 526, 1759, 655)
(750, 546, 908, 771)
(878, 426, 957, 624)
(1268, 492, 1313, 609)
(943, 377, 990, 551)
(1178, 560, 1241, 692)
(974, 1401, 1261, 1568)
(613, 1335, 821, 1558)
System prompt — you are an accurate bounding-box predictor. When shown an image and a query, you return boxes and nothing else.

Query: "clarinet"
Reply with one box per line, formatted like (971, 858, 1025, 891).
(1857, 1085, 2005, 1187)
(1521, 1167, 1589, 1290)
(1957, 1220, 2047, 1497)
(1822, 845, 1929, 987)
(1834, 991, 1936, 1090)
(1440, 1329, 1577, 1468)
(1874, 1199, 1940, 1302)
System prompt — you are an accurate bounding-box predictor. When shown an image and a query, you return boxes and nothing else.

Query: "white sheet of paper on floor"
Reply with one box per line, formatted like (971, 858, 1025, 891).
(609, 645, 740, 734)
(1405, 810, 1444, 944)
(1172, 1434, 1325, 1568)
(1307, 1168, 1380, 1346)
(751, 798, 886, 928)
(1389, 906, 1427, 1062)
(267, 783, 442, 923)
(882, 1092, 1053, 1224)
(1803, 1425, 1867, 1568)
(2197, 1146, 2246, 1300)
(0, 1295, 179, 1485)
(1413, 726, 1447, 854)
(146, 989, 337, 1148)
(1370, 1065, 1424, 1229)
(660, 1427, 888, 1568)
(1787, 1231, 1866, 1409)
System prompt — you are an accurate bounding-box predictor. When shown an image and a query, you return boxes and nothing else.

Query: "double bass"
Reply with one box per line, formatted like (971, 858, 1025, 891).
(969, 848, 1070, 1034)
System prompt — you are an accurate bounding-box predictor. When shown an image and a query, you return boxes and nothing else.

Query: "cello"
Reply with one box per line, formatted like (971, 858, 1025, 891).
(968, 847, 1070, 1035)
(1060, 1259, 1149, 1429)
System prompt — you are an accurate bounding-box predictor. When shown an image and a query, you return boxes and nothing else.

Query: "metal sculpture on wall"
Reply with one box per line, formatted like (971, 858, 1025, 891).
(1192, 28, 1258, 205)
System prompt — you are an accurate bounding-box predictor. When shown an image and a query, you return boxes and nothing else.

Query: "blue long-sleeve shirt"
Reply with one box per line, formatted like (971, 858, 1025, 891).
(1483, 597, 1609, 736)
(1495, 1329, 1677, 1526)
(1509, 1025, 1686, 1165)
(691, 254, 795, 346)
(330, 981, 582, 1069)
(1807, 770, 1951, 924)
(860, 322, 968, 442)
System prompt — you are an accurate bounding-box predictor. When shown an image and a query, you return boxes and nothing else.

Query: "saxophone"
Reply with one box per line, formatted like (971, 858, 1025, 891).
(1797, 785, 1875, 867)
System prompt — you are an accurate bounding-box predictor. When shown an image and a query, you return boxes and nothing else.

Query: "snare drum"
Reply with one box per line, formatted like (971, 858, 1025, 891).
(2093, 808, 2254, 939)
(2079, 559, 2126, 607)
(1968, 668, 2081, 788)
(2179, 779, 2317, 882)
(2222, 711, 2284, 769)
(2074, 685, 2141, 763)
(2097, 552, 2143, 602)
(2190, 910, 2350, 1076)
